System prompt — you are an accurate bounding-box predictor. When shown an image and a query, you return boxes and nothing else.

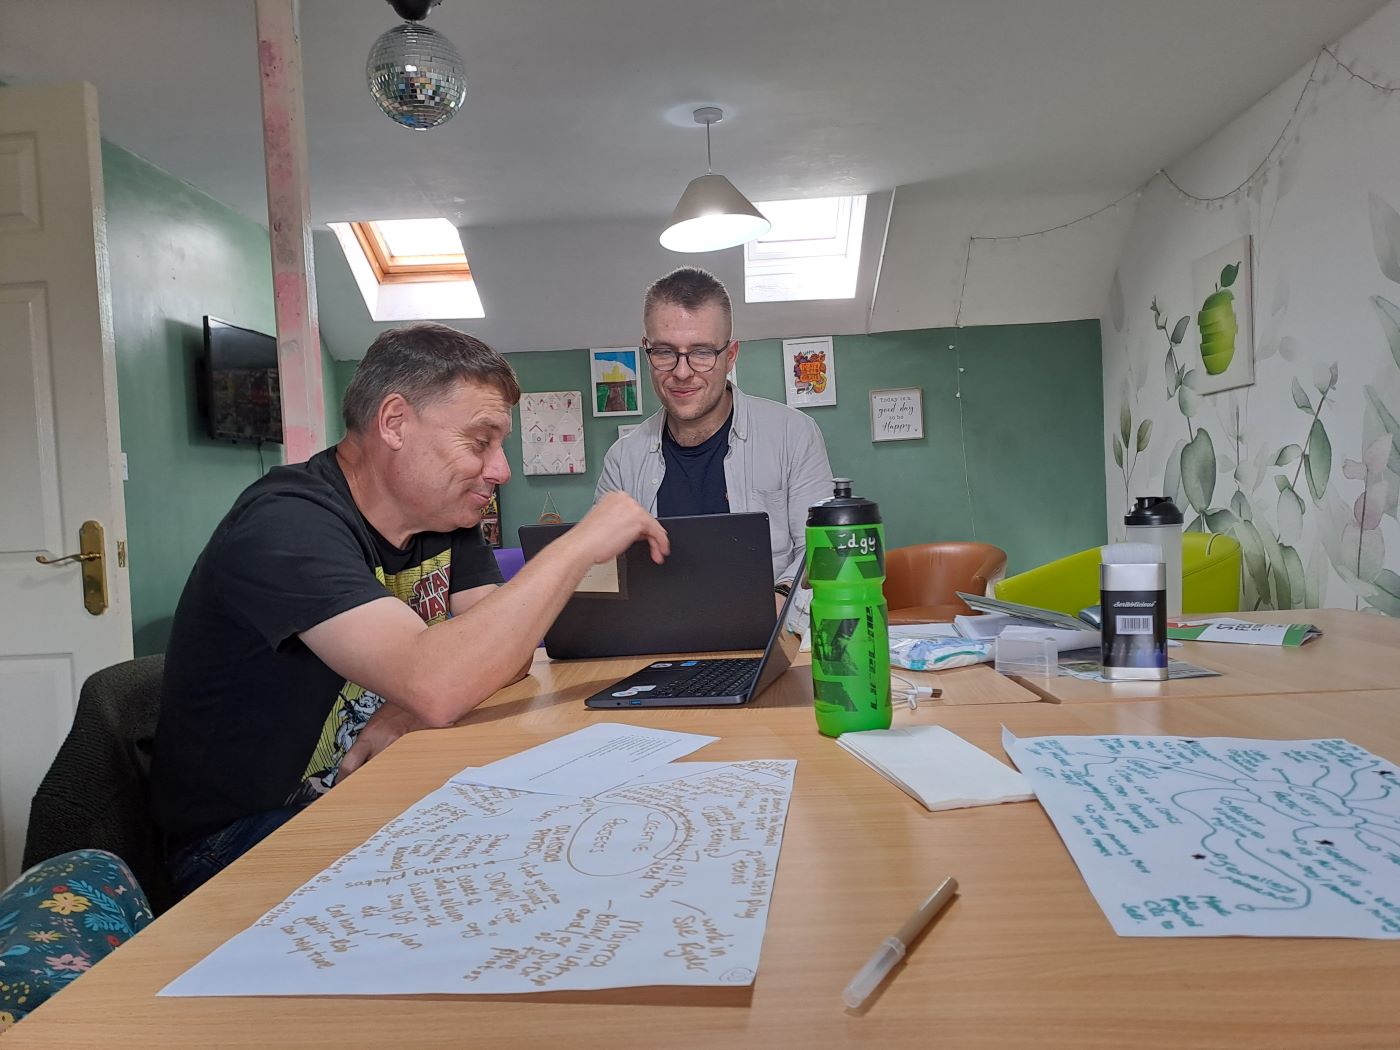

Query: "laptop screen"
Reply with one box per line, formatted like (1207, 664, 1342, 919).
(518, 513, 778, 659)
(750, 573, 809, 697)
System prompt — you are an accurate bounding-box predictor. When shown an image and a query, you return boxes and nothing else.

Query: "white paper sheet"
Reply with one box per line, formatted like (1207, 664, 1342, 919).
(837, 726, 1032, 811)
(162, 759, 796, 996)
(956, 613, 1098, 653)
(889, 622, 962, 640)
(452, 723, 718, 797)
(1004, 730, 1400, 938)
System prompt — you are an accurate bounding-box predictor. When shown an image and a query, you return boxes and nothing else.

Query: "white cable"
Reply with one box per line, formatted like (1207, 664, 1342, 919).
(891, 671, 937, 711)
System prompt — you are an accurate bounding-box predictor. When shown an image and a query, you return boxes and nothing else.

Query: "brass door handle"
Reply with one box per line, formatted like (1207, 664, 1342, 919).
(34, 521, 108, 615)
(35, 551, 100, 565)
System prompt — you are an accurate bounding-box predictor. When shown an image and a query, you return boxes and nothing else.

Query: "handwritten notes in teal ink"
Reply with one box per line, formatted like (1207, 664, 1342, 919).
(162, 759, 795, 996)
(1003, 730, 1400, 938)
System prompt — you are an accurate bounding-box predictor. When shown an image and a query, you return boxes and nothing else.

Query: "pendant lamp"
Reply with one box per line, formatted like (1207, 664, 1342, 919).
(659, 108, 770, 253)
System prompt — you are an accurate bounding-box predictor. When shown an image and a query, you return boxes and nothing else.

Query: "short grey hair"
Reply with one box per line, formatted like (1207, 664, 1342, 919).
(342, 323, 520, 433)
(644, 267, 732, 328)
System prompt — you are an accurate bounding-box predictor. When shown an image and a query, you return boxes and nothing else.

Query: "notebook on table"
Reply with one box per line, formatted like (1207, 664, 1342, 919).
(520, 512, 776, 659)
(584, 576, 805, 709)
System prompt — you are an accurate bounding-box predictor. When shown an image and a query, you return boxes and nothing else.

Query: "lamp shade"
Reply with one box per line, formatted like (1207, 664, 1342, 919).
(659, 173, 771, 253)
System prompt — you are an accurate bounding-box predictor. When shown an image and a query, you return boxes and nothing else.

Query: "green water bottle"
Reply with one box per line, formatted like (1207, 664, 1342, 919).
(806, 478, 891, 737)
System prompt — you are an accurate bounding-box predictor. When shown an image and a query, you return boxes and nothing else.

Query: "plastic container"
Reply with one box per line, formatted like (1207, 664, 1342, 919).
(806, 478, 891, 737)
(994, 629, 1058, 679)
(1100, 543, 1168, 681)
(1124, 496, 1184, 616)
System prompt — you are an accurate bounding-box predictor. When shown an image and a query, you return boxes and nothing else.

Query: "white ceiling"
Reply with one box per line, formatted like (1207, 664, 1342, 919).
(0, 1, 1387, 230)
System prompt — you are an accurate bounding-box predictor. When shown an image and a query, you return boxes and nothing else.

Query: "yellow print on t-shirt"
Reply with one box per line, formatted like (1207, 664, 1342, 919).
(294, 550, 454, 798)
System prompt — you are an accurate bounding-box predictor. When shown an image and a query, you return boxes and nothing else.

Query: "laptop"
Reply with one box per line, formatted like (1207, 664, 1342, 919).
(584, 576, 805, 708)
(519, 512, 777, 659)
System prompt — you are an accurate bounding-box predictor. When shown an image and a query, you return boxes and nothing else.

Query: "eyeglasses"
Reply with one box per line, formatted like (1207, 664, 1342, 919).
(642, 338, 731, 373)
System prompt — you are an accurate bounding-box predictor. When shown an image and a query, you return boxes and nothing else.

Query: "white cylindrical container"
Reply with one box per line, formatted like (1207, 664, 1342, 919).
(1124, 497, 1184, 616)
(1100, 543, 1168, 682)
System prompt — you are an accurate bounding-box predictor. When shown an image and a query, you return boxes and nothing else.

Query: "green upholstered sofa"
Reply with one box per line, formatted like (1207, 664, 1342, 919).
(993, 532, 1242, 617)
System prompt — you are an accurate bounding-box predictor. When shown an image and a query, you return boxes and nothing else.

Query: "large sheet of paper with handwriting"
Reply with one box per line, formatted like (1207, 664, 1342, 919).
(1004, 730, 1400, 937)
(162, 759, 795, 996)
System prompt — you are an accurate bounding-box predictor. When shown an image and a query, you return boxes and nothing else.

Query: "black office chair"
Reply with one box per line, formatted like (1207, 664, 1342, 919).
(22, 654, 175, 914)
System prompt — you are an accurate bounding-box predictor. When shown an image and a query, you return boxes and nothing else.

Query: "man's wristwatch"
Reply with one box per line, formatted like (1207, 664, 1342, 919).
(774, 581, 792, 597)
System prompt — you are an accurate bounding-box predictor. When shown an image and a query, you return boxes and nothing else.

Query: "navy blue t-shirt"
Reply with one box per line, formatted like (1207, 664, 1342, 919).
(657, 412, 732, 517)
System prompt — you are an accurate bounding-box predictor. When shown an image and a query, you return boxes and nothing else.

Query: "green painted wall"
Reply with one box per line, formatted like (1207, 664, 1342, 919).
(736, 323, 1106, 574)
(328, 320, 1106, 575)
(103, 142, 340, 654)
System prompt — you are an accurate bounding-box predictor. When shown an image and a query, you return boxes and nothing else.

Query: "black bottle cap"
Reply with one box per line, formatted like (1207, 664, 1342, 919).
(807, 477, 882, 527)
(1125, 496, 1184, 527)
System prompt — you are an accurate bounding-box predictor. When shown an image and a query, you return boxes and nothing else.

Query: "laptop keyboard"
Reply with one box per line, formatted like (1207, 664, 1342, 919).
(649, 658, 762, 698)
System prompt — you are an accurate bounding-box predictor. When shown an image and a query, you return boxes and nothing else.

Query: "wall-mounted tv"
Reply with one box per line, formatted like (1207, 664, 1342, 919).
(202, 316, 283, 444)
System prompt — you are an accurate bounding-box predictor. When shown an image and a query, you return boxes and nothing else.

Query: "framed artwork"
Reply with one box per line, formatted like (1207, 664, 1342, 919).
(591, 347, 643, 417)
(870, 387, 924, 442)
(1190, 236, 1254, 395)
(520, 391, 586, 476)
(783, 336, 836, 408)
(479, 492, 502, 548)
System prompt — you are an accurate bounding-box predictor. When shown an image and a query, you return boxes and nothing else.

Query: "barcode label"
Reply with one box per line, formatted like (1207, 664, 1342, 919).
(1116, 615, 1153, 635)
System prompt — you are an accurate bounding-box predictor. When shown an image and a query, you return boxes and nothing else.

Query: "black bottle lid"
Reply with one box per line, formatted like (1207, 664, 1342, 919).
(807, 477, 882, 527)
(1125, 496, 1183, 527)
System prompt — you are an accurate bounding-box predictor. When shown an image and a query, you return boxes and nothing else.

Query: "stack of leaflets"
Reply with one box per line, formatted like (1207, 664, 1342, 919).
(836, 725, 1033, 812)
(1056, 658, 1220, 682)
(955, 591, 1097, 632)
(954, 592, 1101, 653)
(1167, 617, 1322, 646)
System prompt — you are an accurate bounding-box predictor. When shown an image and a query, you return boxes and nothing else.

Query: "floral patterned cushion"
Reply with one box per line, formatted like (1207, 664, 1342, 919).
(0, 849, 153, 1032)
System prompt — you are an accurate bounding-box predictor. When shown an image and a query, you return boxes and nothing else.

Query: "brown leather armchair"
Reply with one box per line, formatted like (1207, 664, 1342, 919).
(883, 542, 1008, 624)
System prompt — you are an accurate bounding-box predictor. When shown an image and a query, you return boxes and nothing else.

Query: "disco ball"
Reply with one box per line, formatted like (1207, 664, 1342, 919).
(367, 22, 466, 130)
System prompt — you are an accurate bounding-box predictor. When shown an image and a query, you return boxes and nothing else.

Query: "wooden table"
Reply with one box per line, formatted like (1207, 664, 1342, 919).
(487, 646, 1043, 717)
(13, 653, 1400, 1048)
(1015, 608, 1400, 703)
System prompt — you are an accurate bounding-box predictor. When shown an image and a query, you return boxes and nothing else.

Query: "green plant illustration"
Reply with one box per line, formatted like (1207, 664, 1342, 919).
(1329, 190, 1400, 614)
(1151, 298, 1209, 441)
(1110, 191, 1400, 617)
(1144, 296, 1337, 611)
(1112, 398, 1152, 513)
(1197, 261, 1242, 375)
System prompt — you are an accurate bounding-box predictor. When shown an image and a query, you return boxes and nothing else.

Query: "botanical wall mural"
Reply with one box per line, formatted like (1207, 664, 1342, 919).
(1102, 27, 1400, 615)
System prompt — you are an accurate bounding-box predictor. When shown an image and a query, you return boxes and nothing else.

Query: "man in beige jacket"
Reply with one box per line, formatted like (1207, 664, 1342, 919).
(595, 267, 833, 591)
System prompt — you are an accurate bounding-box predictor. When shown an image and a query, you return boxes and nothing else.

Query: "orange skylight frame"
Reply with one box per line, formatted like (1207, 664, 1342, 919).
(349, 220, 473, 285)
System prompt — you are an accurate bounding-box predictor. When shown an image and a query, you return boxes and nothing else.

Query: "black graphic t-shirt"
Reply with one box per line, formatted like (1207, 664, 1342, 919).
(151, 448, 502, 846)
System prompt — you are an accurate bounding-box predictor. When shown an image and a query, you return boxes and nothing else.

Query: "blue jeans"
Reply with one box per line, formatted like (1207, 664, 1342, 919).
(168, 804, 306, 898)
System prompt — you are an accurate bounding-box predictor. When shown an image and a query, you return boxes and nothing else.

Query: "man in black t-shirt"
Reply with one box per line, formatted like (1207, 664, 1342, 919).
(151, 324, 668, 896)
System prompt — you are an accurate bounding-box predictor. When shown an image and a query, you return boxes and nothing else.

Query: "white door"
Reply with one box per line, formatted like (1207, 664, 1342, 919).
(0, 82, 131, 884)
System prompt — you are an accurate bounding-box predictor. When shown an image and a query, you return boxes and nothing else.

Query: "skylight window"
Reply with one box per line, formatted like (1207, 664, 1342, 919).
(372, 218, 466, 259)
(744, 195, 867, 303)
(349, 218, 471, 284)
(329, 218, 483, 322)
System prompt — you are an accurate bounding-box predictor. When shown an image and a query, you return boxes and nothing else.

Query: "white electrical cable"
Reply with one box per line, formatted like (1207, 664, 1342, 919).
(891, 672, 939, 711)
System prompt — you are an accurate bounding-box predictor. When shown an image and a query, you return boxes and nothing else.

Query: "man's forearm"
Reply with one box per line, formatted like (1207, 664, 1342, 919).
(399, 537, 593, 723)
(302, 494, 668, 730)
